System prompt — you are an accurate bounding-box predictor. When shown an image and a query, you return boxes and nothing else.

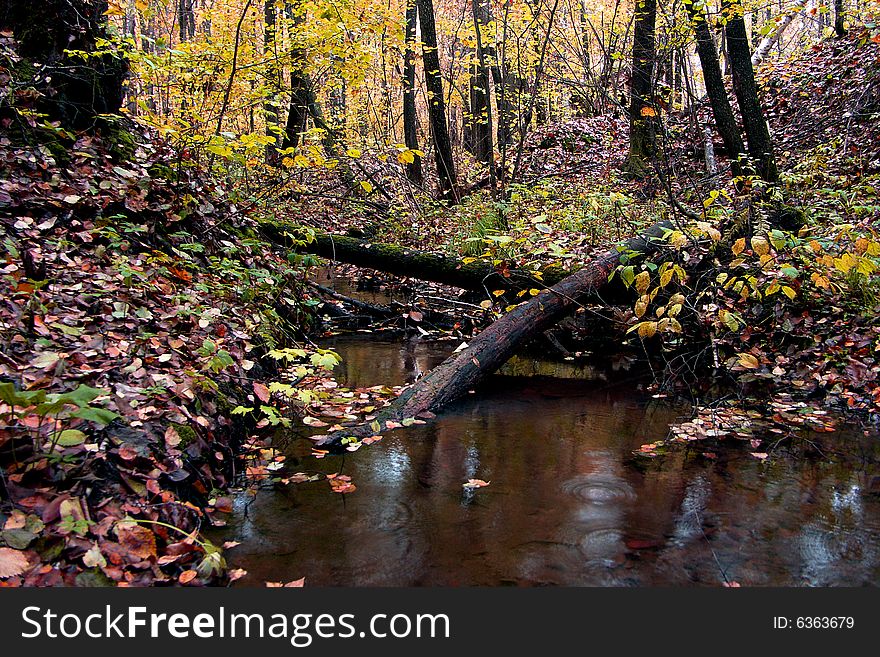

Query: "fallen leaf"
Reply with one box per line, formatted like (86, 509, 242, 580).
(0, 548, 29, 579)
(116, 523, 157, 561)
(253, 382, 271, 403)
(179, 570, 198, 584)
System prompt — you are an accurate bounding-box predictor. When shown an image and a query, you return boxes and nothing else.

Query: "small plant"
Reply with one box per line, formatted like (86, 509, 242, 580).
(0, 382, 120, 456)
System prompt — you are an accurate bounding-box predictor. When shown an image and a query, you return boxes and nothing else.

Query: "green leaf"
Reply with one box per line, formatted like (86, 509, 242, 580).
(63, 384, 106, 407)
(71, 407, 119, 426)
(56, 429, 87, 446)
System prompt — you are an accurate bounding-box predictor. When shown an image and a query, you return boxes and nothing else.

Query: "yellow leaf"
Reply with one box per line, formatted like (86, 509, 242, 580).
(346, 148, 362, 158)
(104, 1, 125, 16)
(529, 288, 541, 296)
(834, 252, 855, 274)
(751, 237, 769, 256)
(359, 181, 374, 193)
(640, 106, 657, 117)
(397, 150, 415, 164)
(738, 353, 760, 369)
(492, 290, 506, 297)
(635, 299, 648, 318)
(479, 300, 493, 309)
(811, 272, 830, 289)
(637, 321, 657, 338)
(781, 286, 796, 300)
(634, 271, 651, 294)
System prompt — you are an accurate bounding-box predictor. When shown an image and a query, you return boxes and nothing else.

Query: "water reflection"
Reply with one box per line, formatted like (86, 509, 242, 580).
(216, 338, 880, 586)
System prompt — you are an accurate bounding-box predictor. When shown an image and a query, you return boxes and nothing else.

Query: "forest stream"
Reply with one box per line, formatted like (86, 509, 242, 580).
(214, 335, 880, 586)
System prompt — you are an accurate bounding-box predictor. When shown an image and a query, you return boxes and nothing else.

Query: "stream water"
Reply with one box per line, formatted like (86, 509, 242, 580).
(217, 337, 880, 586)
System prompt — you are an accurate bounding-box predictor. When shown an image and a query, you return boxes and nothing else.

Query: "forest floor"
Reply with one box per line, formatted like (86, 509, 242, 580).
(1, 33, 880, 586)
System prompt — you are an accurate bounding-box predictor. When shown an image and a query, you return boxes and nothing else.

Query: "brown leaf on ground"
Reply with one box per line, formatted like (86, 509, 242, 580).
(0, 548, 30, 579)
(116, 523, 157, 561)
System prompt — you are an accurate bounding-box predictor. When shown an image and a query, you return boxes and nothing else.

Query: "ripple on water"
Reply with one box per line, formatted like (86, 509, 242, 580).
(374, 500, 415, 532)
(561, 473, 637, 505)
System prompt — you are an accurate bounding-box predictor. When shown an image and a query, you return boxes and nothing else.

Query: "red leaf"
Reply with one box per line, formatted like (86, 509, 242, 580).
(253, 382, 270, 403)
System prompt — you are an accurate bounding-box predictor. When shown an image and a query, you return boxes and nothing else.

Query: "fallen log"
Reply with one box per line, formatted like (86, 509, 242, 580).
(261, 223, 570, 294)
(306, 280, 397, 319)
(314, 220, 673, 451)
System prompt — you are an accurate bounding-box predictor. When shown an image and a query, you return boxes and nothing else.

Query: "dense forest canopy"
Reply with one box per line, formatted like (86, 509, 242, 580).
(1, 0, 880, 586)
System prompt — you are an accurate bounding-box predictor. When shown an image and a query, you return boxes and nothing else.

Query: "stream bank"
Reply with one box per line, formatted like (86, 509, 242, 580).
(214, 336, 880, 586)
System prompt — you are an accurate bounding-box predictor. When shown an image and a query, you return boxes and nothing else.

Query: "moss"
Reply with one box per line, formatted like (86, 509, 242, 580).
(769, 203, 807, 232)
(98, 116, 136, 162)
(499, 355, 607, 380)
(171, 423, 198, 449)
(10, 57, 38, 85)
(148, 162, 177, 182)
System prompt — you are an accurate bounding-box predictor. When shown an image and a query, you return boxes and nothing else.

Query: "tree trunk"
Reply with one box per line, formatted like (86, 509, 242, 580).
(417, 0, 459, 202)
(0, 0, 127, 129)
(280, 1, 311, 151)
(624, 0, 658, 177)
(281, 75, 312, 151)
(485, 2, 516, 147)
(178, 0, 196, 42)
(313, 220, 673, 450)
(471, 0, 497, 188)
(835, 0, 847, 37)
(724, 0, 779, 183)
(751, 0, 809, 67)
(403, 0, 423, 185)
(468, 57, 493, 163)
(264, 0, 281, 164)
(685, 2, 747, 179)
